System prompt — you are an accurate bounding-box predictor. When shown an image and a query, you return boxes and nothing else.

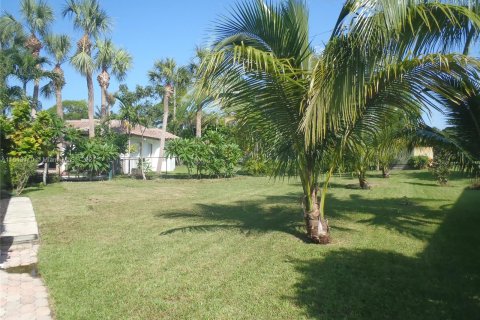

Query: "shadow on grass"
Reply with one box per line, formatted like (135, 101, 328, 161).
(326, 193, 444, 240)
(156, 193, 311, 242)
(289, 189, 480, 319)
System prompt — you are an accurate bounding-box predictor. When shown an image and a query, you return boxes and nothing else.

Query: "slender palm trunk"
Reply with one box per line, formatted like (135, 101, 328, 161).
(157, 88, 170, 173)
(196, 106, 202, 138)
(300, 156, 330, 244)
(56, 85, 63, 119)
(42, 157, 48, 185)
(33, 79, 40, 114)
(173, 87, 176, 120)
(98, 69, 110, 121)
(101, 85, 108, 120)
(140, 131, 146, 181)
(87, 71, 95, 138)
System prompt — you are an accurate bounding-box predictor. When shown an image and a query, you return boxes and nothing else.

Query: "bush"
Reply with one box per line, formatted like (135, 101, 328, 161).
(66, 140, 118, 178)
(408, 156, 430, 169)
(165, 131, 242, 178)
(9, 157, 37, 195)
(242, 157, 271, 176)
(0, 159, 9, 190)
(430, 149, 451, 185)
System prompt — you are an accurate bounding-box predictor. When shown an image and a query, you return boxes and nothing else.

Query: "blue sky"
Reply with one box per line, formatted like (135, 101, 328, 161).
(1, 0, 447, 127)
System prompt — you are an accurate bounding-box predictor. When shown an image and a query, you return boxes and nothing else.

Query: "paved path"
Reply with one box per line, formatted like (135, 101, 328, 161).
(0, 197, 54, 320)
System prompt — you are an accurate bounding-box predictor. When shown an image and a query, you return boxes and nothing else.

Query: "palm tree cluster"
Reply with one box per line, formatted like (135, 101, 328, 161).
(198, 0, 480, 243)
(0, 0, 132, 139)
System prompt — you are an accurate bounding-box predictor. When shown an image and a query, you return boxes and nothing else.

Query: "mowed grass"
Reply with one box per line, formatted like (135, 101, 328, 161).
(26, 170, 480, 319)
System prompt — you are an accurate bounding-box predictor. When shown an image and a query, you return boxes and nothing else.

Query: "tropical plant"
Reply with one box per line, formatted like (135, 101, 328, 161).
(8, 157, 37, 195)
(165, 131, 242, 178)
(0, 0, 54, 113)
(65, 139, 117, 178)
(43, 34, 71, 119)
(408, 156, 431, 169)
(199, 0, 480, 243)
(430, 147, 452, 185)
(95, 38, 132, 120)
(149, 58, 192, 172)
(63, 0, 111, 138)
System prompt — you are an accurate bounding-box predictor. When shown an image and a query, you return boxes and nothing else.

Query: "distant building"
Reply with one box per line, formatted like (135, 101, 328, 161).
(66, 119, 178, 174)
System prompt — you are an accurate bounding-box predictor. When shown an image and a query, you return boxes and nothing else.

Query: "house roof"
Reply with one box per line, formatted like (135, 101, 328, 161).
(66, 119, 179, 140)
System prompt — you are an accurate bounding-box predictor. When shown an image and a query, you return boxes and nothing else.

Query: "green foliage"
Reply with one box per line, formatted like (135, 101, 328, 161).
(48, 100, 88, 120)
(63, 124, 125, 178)
(136, 158, 154, 179)
(408, 156, 430, 170)
(242, 157, 272, 176)
(8, 157, 37, 195)
(66, 139, 117, 178)
(166, 130, 242, 178)
(430, 149, 451, 185)
(0, 159, 9, 190)
(5, 101, 64, 159)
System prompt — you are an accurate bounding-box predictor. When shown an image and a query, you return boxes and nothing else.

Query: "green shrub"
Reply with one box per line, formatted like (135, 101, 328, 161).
(242, 157, 271, 176)
(0, 159, 9, 190)
(408, 155, 430, 169)
(166, 131, 242, 178)
(9, 157, 37, 195)
(66, 140, 118, 178)
(430, 149, 451, 185)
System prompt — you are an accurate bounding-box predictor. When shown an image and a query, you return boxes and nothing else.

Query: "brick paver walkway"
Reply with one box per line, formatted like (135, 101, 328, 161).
(0, 197, 53, 320)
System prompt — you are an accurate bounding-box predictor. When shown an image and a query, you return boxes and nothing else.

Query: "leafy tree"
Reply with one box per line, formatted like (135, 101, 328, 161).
(199, 0, 480, 243)
(47, 99, 88, 120)
(63, 0, 111, 138)
(116, 84, 159, 180)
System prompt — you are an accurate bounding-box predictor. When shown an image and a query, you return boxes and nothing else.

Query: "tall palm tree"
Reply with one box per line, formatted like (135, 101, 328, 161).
(0, 0, 54, 115)
(43, 34, 71, 119)
(199, 0, 480, 243)
(95, 38, 132, 121)
(148, 58, 189, 172)
(63, 0, 111, 138)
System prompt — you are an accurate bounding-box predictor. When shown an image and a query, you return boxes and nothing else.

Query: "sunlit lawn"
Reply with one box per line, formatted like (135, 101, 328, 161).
(26, 170, 480, 319)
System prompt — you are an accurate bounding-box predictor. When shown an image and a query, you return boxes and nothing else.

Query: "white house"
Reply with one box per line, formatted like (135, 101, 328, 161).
(66, 119, 178, 174)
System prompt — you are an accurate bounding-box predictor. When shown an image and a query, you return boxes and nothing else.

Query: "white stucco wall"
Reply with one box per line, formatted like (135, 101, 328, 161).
(120, 136, 176, 174)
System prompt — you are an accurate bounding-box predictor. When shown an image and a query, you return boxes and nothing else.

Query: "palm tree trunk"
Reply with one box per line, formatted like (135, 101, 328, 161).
(87, 72, 95, 138)
(140, 131, 146, 181)
(101, 85, 108, 120)
(42, 158, 48, 186)
(196, 106, 202, 138)
(300, 160, 330, 244)
(358, 170, 370, 189)
(32, 79, 40, 116)
(157, 88, 170, 173)
(56, 85, 63, 119)
(98, 69, 109, 121)
(381, 166, 390, 178)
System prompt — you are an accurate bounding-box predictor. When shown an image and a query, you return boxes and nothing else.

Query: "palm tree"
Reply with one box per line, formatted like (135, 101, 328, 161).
(43, 34, 71, 119)
(10, 49, 54, 97)
(199, 0, 479, 243)
(0, 0, 54, 115)
(95, 38, 132, 121)
(417, 74, 480, 176)
(63, 0, 111, 138)
(148, 58, 189, 172)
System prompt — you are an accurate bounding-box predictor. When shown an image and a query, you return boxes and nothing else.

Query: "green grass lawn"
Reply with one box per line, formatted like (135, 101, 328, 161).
(26, 170, 480, 319)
